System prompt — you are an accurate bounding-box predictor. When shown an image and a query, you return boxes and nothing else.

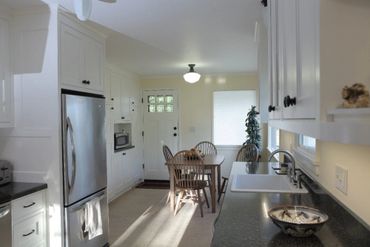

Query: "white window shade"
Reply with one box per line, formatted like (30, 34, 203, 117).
(213, 90, 257, 145)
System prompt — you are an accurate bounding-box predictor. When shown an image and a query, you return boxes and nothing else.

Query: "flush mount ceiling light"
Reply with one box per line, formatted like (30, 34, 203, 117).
(183, 64, 201, 84)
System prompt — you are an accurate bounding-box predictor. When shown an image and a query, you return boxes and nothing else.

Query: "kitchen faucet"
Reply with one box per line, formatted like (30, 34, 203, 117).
(268, 149, 298, 186)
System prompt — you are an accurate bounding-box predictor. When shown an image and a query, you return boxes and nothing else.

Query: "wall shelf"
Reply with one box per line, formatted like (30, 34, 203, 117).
(327, 108, 370, 124)
(269, 119, 370, 147)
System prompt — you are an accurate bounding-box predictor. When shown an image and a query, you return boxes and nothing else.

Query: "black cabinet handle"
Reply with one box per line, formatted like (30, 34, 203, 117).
(22, 229, 35, 237)
(23, 202, 36, 208)
(173, 127, 177, 130)
(268, 105, 276, 112)
(284, 95, 297, 107)
(82, 80, 91, 85)
(110, 107, 114, 110)
(121, 117, 125, 119)
(122, 153, 126, 156)
(111, 98, 114, 101)
(173, 133, 177, 137)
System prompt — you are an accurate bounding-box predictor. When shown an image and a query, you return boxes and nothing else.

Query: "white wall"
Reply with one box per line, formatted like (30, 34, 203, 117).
(0, 4, 63, 247)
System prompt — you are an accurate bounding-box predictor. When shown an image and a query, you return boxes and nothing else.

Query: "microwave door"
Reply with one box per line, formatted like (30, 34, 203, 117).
(62, 93, 107, 206)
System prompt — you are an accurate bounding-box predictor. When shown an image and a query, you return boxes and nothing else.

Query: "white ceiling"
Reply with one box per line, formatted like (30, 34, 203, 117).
(4, 0, 264, 76)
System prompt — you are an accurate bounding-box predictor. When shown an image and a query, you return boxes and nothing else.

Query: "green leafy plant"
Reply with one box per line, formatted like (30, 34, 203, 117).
(244, 105, 261, 149)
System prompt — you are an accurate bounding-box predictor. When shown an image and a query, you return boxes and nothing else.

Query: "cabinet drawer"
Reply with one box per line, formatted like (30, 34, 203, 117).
(12, 191, 45, 221)
(13, 211, 46, 247)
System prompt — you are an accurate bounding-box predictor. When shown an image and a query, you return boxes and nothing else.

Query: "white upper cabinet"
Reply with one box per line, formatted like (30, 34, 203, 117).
(106, 68, 136, 122)
(59, 16, 105, 93)
(268, 0, 319, 120)
(0, 17, 13, 127)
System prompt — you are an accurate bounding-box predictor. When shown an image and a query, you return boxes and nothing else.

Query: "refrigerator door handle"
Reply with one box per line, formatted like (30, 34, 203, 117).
(66, 117, 77, 190)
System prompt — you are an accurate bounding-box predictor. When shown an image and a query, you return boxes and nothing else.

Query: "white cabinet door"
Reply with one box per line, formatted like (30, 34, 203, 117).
(295, 0, 319, 119)
(268, 0, 318, 120)
(0, 18, 13, 127)
(268, 0, 281, 119)
(84, 36, 104, 92)
(120, 75, 134, 121)
(109, 70, 123, 122)
(279, 0, 298, 119)
(60, 23, 84, 88)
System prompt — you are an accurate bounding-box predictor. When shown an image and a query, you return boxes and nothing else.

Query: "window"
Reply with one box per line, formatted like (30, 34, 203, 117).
(213, 90, 257, 145)
(147, 94, 174, 113)
(298, 134, 316, 153)
(268, 126, 279, 151)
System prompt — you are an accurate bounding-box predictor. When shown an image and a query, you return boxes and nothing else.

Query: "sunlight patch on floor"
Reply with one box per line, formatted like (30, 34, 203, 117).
(111, 195, 197, 247)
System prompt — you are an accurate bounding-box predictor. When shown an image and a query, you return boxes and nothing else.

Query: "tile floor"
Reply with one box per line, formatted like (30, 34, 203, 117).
(109, 188, 220, 247)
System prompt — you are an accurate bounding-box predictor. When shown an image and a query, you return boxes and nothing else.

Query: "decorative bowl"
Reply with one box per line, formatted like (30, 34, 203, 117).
(268, 205, 329, 237)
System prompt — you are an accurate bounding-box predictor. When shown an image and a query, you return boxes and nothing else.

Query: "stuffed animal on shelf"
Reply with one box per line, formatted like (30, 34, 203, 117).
(341, 83, 370, 108)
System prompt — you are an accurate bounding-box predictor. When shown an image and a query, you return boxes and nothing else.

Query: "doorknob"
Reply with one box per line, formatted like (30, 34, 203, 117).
(173, 133, 177, 137)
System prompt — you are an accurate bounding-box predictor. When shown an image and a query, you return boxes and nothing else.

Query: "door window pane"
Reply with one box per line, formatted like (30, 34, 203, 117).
(156, 105, 165, 112)
(165, 95, 173, 104)
(148, 96, 156, 104)
(165, 105, 173, 112)
(148, 105, 156, 113)
(157, 96, 165, 104)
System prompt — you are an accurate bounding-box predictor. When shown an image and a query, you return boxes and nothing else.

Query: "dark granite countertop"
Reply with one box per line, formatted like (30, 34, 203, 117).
(212, 162, 370, 247)
(0, 182, 47, 204)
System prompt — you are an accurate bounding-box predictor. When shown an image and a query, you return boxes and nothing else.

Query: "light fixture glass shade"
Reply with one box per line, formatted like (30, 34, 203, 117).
(183, 72, 201, 83)
(183, 64, 201, 83)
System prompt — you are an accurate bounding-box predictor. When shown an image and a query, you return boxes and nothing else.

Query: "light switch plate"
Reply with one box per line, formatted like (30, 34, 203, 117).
(335, 165, 348, 195)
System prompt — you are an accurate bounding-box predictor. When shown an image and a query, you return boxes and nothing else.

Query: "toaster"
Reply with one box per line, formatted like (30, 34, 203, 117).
(0, 160, 12, 185)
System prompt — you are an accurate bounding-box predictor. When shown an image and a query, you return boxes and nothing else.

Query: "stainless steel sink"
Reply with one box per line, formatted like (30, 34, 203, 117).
(230, 174, 308, 193)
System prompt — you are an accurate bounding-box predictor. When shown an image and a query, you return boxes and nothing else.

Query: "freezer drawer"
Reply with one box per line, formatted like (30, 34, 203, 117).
(64, 190, 109, 247)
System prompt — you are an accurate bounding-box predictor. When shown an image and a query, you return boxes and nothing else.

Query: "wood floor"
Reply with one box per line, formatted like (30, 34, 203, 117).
(109, 188, 220, 247)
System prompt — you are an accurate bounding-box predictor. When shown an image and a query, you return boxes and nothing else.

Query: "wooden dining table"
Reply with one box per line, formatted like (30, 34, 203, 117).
(165, 154, 225, 213)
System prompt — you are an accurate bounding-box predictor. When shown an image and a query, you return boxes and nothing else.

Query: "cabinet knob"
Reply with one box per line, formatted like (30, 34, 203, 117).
(283, 96, 289, 108)
(110, 107, 114, 110)
(173, 127, 177, 130)
(173, 133, 177, 137)
(82, 80, 90, 85)
(284, 95, 297, 107)
(268, 105, 276, 112)
(121, 116, 125, 119)
(122, 152, 126, 156)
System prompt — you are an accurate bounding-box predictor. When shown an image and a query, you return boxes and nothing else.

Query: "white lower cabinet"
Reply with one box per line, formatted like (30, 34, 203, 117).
(11, 190, 47, 247)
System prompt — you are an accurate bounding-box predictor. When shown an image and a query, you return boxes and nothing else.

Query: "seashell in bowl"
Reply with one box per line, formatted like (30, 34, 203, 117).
(268, 205, 329, 237)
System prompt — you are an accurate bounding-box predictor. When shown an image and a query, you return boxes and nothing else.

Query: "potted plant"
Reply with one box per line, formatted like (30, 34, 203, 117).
(244, 105, 261, 151)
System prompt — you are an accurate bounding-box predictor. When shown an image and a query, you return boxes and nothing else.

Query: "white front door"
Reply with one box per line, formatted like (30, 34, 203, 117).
(143, 90, 179, 180)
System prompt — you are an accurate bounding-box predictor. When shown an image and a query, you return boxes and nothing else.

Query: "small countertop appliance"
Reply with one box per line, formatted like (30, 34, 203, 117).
(0, 160, 12, 186)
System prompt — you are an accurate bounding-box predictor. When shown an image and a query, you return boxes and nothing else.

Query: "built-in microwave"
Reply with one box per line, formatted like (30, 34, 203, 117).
(114, 132, 130, 151)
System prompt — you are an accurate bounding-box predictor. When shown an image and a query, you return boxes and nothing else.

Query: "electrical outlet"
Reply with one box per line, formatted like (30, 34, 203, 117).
(335, 165, 348, 195)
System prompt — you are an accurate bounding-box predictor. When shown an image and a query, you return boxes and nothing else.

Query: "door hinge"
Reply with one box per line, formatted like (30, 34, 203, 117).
(142, 164, 145, 169)
(142, 131, 144, 137)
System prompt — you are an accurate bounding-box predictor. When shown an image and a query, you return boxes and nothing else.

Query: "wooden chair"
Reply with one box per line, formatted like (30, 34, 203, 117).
(163, 145, 174, 204)
(194, 141, 217, 155)
(194, 141, 217, 187)
(236, 144, 259, 162)
(169, 150, 209, 217)
(218, 144, 259, 203)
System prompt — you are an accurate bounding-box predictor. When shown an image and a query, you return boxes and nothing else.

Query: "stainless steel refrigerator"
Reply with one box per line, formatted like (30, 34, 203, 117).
(61, 90, 108, 247)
